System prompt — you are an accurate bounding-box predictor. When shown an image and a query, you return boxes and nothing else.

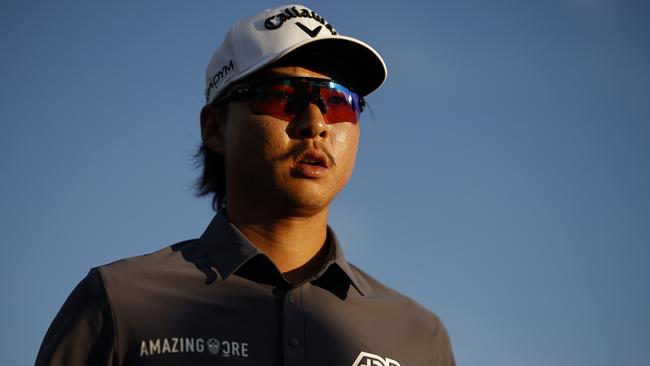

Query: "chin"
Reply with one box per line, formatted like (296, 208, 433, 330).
(277, 185, 335, 215)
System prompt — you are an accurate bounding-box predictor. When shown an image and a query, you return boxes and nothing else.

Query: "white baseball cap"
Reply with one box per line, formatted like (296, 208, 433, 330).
(204, 4, 387, 104)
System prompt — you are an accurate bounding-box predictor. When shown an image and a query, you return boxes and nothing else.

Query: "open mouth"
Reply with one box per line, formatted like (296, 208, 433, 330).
(299, 157, 325, 167)
(293, 149, 331, 177)
(296, 150, 330, 168)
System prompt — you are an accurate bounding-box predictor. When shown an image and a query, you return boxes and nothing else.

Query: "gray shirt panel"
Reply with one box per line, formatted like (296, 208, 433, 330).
(36, 213, 455, 366)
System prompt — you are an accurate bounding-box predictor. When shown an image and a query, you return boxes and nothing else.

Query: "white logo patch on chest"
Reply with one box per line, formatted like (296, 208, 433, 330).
(352, 351, 401, 366)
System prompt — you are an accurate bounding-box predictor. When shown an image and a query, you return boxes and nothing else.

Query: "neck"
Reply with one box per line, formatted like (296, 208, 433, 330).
(226, 203, 330, 284)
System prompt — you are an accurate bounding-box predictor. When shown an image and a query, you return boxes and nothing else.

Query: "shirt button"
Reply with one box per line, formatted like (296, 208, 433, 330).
(289, 337, 301, 348)
(287, 293, 296, 304)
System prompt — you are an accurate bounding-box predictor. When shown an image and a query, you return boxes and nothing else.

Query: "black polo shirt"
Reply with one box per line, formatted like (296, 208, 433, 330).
(37, 213, 455, 366)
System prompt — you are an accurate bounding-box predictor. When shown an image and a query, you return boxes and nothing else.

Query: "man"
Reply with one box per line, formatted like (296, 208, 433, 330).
(36, 4, 455, 366)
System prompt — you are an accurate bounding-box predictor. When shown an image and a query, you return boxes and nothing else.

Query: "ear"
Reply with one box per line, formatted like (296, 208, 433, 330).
(200, 105, 226, 155)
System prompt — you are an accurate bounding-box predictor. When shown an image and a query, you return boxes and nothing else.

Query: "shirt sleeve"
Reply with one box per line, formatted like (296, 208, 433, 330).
(36, 268, 116, 366)
(431, 318, 456, 366)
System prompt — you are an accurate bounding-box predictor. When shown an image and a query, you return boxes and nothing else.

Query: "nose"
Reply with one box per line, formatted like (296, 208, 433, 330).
(291, 102, 328, 139)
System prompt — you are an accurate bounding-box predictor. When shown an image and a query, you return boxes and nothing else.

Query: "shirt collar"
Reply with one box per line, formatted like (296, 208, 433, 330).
(198, 212, 367, 296)
(319, 226, 367, 296)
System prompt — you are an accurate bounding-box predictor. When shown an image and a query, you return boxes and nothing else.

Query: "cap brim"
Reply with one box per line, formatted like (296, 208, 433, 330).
(279, 36, 387, 97)
(227, 35, 387, 98)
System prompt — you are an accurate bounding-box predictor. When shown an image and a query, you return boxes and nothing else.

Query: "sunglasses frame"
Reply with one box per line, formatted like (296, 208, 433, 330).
(212, 77, 366, 124)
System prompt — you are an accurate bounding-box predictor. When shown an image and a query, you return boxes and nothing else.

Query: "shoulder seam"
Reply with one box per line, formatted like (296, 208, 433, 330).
(94, 267, 120, 365)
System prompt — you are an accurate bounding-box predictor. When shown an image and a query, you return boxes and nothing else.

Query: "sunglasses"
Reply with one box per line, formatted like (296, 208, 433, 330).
(214, 77, 366, 124)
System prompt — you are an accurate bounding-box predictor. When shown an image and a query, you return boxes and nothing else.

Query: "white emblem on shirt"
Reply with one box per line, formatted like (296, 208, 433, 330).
(206, 338, 221, 355)
(352, 351, 401, 366)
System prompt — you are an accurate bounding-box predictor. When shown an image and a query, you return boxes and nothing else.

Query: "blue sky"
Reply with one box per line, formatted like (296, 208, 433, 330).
(1, 0, 649, 365)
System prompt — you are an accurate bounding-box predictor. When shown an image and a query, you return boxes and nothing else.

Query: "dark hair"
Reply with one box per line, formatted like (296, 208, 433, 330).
(194, 103, 228, 211)
(194, 144, 226, 211)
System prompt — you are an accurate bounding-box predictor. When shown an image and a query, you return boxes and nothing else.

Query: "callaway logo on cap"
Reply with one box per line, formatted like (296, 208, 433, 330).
(204, 4, 387, 104)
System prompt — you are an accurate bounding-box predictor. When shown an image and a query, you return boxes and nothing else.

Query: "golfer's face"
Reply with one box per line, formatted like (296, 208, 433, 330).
(222, 66, 361, 214)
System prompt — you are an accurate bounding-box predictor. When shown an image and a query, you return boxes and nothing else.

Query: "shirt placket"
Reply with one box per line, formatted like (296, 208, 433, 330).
(282, 285, 305, 366)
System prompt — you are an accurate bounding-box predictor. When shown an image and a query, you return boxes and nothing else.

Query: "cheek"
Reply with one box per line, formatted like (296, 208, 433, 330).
(225, 123, 258, 161)
(334, 127, 356, 146)
(224, 113, 288, 168)
(333, 125, 360, 175)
